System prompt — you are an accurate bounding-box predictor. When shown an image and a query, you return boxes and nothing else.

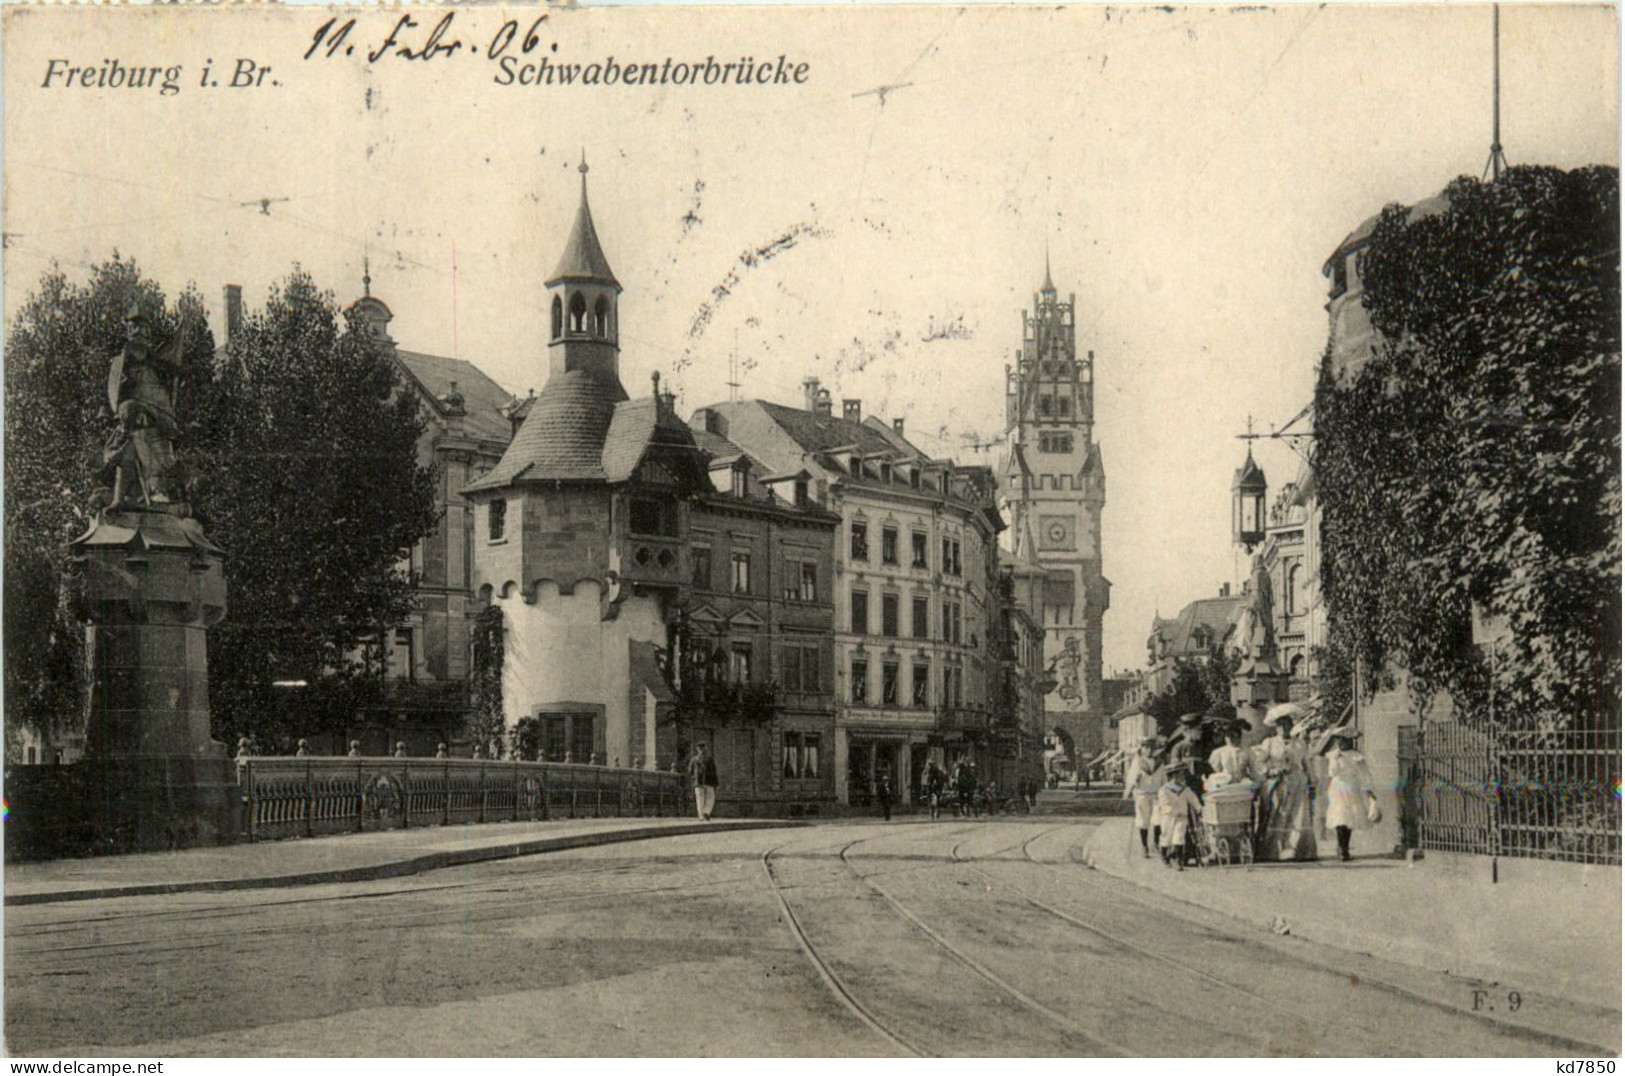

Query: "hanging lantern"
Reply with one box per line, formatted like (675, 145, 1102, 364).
(1232, 447, 1268, 551)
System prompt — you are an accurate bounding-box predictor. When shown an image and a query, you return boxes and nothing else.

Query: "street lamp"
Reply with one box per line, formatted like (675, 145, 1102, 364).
(1232, 446, 1268, 552)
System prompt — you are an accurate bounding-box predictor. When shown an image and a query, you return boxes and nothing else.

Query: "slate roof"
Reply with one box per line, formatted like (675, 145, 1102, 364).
(1151, 596, 1245, 658)
(547, 174, 619, 289)
(754, 400, 904, 458)
(602, 395, 703, 484)
(464, 368, 709, 494)
(393, 349, 516, 445)
(464, 369, 626, 491)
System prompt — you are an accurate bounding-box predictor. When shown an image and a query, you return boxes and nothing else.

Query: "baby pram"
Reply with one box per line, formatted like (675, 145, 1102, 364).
(1197, 780, 1258, 866)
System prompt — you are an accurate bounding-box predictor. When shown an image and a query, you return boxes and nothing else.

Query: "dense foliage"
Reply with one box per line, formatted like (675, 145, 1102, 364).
(1142, 646, 1240, 736)
(3, 259, 439, 750)
(196, 269, 440, 748)
(1314, 165, 1620, 730)
(468, 604, 506, 752)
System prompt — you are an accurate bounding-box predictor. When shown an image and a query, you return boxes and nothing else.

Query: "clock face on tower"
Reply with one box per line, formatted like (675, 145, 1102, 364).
(1039, 515, 1075, 551)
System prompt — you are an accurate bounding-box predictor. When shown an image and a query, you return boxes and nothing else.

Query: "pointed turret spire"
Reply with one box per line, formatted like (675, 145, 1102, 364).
(547, 152, 620, 290)
(1042, 245, 1055, 294)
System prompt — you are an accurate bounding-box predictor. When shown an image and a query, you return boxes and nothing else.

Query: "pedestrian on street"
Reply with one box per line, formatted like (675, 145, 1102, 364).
(1257, 705, 1316, 861)
(1208, 727, 1257, 788)
(923, 760, 947, 820)
(1321, 728, 1376, 861)
(1123, 737, 1162, 857)
(688, 743, 718, 821)
(1157, 762, 1201, 871)
(876, 769, 894, 822)
(954, 760, 978, 817)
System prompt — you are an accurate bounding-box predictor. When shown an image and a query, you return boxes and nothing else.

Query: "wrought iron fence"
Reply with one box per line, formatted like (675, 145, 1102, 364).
(1404, 722, 1620, 866)
(238, 757, 684, 842)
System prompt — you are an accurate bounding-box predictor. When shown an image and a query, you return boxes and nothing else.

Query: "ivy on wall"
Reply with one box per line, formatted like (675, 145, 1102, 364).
(1314, 165, 1620, 729)
(469, 604, 505, 751)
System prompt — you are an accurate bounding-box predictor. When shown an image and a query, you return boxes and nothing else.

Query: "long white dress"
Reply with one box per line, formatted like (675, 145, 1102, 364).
(1324, 747, 1376, 831)
(1255, 733, 1316, 861)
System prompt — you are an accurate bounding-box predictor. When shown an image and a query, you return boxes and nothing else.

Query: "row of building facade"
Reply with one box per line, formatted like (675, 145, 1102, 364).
(118, 165, 1113, 814)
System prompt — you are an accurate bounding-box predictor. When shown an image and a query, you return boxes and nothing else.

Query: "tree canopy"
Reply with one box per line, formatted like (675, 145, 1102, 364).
(1314, 165, 1620, 730)
(4, 257, 217, 739)
(4, 258, 439, 751)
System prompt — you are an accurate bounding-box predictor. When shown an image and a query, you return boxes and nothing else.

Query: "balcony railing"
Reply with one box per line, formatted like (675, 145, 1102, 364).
(238, 756, 684, 842)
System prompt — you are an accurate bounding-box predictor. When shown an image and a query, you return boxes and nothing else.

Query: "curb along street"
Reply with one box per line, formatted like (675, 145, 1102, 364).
(5, 819, 804, 907)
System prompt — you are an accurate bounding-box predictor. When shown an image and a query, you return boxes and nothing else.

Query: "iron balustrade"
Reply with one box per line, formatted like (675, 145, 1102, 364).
(238, 757, 685, 842)
(1402, 722, 1621, 867)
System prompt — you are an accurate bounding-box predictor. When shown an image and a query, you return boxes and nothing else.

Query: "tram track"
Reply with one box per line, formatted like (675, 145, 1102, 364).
(759, 831, 935, 1057)
(836, 836, 1134, 1056)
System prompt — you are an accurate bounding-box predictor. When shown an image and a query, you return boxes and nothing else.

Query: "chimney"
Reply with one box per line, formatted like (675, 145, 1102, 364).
(842, 398, 861, 422)
(224, 284, 243, 342)
(802, 376, 821, 413)
(1220, 582, 1231, 597)
(814, 388, 833, 418)
(893, 417, 906, 436)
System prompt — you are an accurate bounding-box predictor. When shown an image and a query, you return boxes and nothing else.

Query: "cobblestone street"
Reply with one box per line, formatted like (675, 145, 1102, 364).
(7, 821, 1615, 1056)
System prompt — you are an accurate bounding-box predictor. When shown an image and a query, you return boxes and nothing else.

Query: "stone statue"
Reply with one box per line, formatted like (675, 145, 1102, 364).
(101, 303, 185, 509)
(1233, 554, 1279, 673)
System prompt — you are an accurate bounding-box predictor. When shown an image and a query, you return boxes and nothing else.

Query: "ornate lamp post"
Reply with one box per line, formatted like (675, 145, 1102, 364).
(1232, 444, 1269, 553)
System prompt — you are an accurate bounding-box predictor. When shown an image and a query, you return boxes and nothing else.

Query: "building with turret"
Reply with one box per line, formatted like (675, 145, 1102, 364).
(1000, 262, 1111, 764)
(464, 163, 711, 771)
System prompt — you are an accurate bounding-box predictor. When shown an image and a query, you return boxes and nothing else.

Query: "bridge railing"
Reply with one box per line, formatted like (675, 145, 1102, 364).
(238, 757, 685, 842)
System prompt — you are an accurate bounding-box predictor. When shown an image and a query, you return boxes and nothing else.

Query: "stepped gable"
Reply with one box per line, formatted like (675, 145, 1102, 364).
(465, 369, 627, 490)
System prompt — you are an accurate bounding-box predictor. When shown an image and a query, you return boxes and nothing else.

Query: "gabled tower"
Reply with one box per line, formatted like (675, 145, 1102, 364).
(546, 159, 622, 386)
(1000, 258, 1111, 763)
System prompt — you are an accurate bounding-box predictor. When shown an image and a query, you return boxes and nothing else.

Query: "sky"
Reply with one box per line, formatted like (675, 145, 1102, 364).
(3, 2, 1619, 674)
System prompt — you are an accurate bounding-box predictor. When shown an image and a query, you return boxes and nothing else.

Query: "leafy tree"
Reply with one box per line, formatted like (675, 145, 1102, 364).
(1142, 659, 1208, 738)
(3, 257, 216, 741)
(194, 268, 440, 749)
(3, 258, 439, 752)
(1315, 165, 1620, 730)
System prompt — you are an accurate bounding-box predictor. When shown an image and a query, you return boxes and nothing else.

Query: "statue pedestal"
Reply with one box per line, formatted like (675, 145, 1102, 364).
(1232, 661, 1288, 742)
(70, 507, 238, 851)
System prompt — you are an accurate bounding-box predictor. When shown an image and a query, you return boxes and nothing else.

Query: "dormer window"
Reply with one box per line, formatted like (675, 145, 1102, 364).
(731, 464, 748, 498)
(569, 292, 587, 334)
(850, 456, 863, 478)
(794, 478, 809, 507)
